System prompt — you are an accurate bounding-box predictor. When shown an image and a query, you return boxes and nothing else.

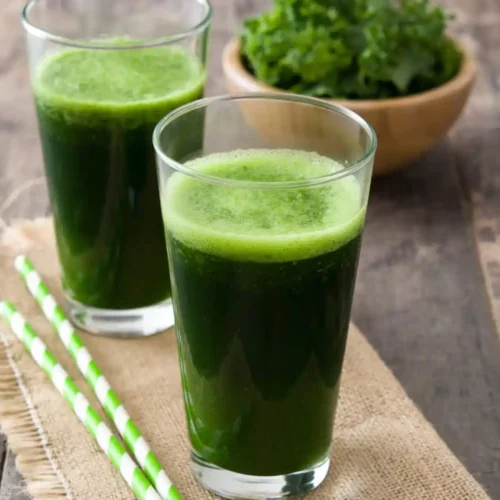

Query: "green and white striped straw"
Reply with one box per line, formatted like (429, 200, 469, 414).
(0, 301, 162, 500)
(14, 255, 181, 500)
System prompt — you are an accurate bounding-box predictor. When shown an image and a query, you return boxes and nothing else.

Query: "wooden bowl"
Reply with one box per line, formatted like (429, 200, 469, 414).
(222, 38, 476, 176)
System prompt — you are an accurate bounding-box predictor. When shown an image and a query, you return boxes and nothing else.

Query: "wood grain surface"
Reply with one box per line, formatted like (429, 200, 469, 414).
(0, 0, 499, 498)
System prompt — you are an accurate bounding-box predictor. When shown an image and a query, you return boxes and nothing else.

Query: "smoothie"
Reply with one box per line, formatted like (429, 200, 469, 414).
(34, 46, 205, 309)
(163, 149, 365, 476)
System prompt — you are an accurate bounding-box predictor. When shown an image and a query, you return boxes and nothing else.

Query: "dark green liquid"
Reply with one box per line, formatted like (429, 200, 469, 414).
(34, 47, 205, 309)
(164, 150, 365, 475)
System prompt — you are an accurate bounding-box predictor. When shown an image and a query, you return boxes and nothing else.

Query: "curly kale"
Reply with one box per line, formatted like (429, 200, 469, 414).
(241, 0, 462, 99)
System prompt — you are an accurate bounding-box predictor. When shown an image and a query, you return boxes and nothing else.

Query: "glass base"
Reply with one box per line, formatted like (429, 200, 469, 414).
(191, 453, 330, 499)
(67, 298, 174, 337)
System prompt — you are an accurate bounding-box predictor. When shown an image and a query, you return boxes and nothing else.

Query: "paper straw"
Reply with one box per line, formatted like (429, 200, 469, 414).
(0, 301, 162, 500)
(14, 255, 181, 500)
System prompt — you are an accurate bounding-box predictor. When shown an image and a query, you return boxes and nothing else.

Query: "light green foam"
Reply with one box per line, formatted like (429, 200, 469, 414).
(33, 44, 205, 116)
(163, 149, 366, 262)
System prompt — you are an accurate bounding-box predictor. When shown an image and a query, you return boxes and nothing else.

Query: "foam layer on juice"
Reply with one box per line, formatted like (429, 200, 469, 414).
(33, 45, 205, 124)
(164, 149, 366, 262)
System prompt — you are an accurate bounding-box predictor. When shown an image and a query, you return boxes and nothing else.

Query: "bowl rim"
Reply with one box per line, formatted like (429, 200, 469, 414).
(223, 37, 477, 111)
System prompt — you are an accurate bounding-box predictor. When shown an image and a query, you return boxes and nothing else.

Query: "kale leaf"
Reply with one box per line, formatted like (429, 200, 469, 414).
(241, 0, 462, 99)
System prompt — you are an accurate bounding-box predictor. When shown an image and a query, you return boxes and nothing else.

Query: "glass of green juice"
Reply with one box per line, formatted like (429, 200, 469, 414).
(153, 94, 377, 499)
(22, 0, 211, 336)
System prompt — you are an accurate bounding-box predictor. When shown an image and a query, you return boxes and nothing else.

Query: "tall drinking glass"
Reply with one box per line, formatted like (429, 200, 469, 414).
(22, 0, 211, 336)
(154, 94, 377, 499)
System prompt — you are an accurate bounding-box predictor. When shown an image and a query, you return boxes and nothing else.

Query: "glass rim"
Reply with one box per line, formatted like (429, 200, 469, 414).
(21, 0, 213, 50)
(153, 93, 378, 190)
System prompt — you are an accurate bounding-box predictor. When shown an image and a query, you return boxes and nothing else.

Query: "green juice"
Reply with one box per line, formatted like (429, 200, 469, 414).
(163, 149, 365, 475)
(34, 46, 205, 309)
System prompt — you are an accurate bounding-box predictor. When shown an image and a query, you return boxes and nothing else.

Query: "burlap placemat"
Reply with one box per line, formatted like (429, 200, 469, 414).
(0, 218, 490, 500)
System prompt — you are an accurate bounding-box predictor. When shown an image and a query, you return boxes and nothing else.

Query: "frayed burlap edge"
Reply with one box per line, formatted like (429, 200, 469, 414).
(0, 217, 72, 500)
(0, 333, 72, 499)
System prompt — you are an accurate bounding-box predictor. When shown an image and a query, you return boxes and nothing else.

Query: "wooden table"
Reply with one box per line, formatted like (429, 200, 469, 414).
(1, 0, 499, 498)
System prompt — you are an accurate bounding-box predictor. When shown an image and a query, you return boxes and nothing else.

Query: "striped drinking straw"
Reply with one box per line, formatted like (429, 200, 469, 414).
(0, 301, 162, 500)
(14, 255, 181, 500)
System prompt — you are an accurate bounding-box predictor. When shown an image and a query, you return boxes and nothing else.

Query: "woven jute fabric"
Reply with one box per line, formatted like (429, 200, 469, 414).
(0, 218, 490, 500)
